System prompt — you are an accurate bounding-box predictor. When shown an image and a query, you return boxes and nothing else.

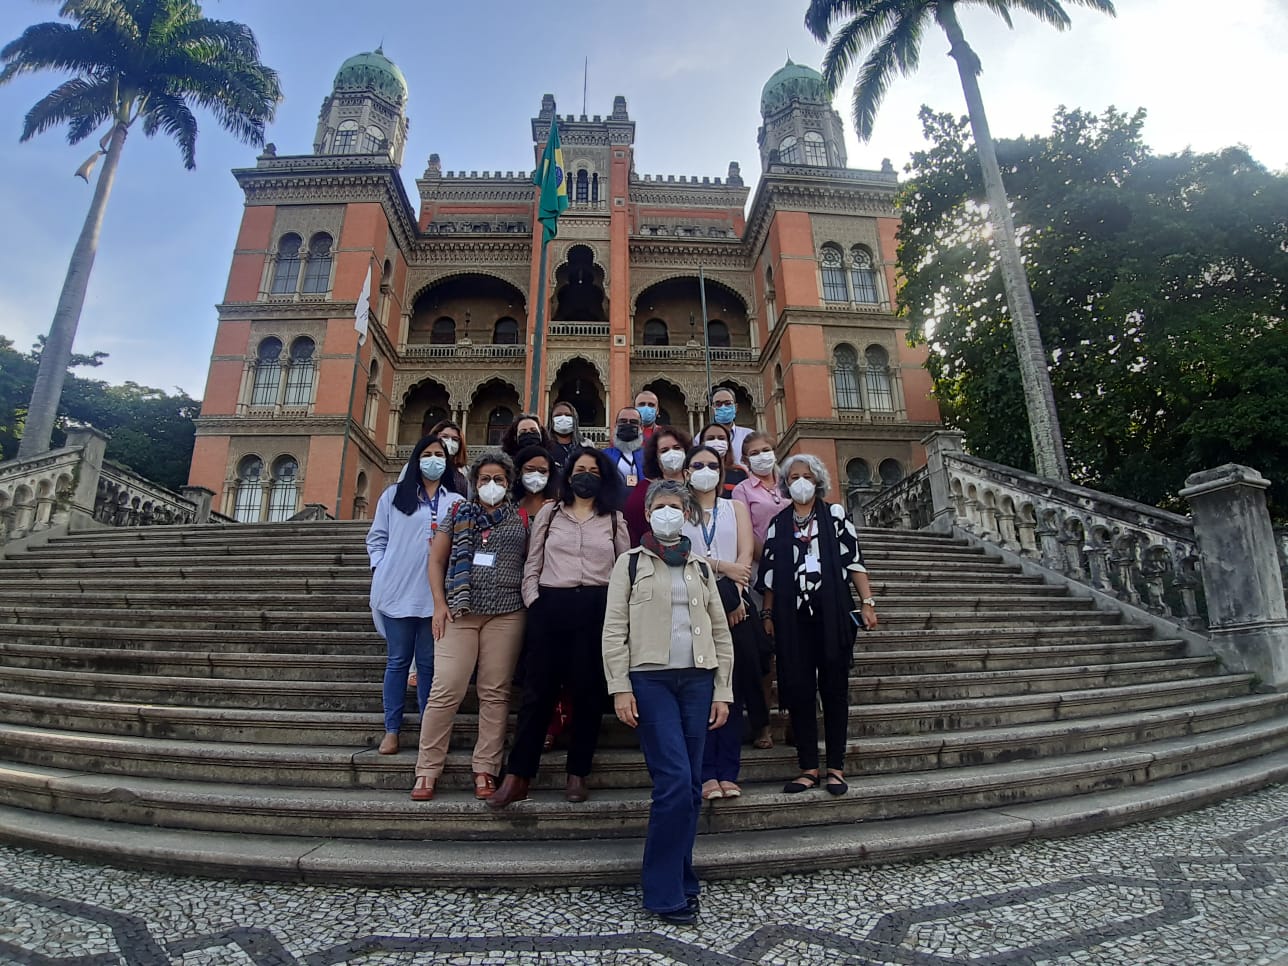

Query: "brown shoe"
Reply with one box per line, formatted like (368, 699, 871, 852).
(565, 774, 589, 803)
(410, 776, 435, 801)
(474, 772, 497, 800)
(488, 774, 531, 809)
(377, 732, 399, 755)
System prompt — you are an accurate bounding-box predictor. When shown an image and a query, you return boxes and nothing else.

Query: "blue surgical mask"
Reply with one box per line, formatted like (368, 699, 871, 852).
(419, 455, 446, 481)
(636, 404, 657, 425)
(713, 403, 736, 425)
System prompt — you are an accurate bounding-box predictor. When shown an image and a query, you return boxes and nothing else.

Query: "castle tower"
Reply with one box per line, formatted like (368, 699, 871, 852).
(756, 59, 847, 170)
(313, 47, 409, 165)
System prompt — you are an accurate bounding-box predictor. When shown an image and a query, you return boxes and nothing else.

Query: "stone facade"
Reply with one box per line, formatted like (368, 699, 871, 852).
(187, 54, 941, 520)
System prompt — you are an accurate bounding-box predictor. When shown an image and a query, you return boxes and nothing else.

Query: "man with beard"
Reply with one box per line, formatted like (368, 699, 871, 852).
(603, 406, 646, 496)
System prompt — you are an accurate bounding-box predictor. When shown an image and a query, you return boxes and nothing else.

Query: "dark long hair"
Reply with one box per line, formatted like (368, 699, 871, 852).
(561, 445, 625, 515)
(641, 424, 693, 479)
(686, 442, 727, 493)
(510, 445, 560, 502)
(697, 421, 738, 469)
(392, 435, 456, 516)
(501, 413, 551, 459)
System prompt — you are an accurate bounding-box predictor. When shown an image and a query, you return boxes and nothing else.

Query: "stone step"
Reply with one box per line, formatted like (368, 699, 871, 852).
(3, 692, 1283, 791)
(2, 717, 1285, 841)
(0, 638, 1191, 682)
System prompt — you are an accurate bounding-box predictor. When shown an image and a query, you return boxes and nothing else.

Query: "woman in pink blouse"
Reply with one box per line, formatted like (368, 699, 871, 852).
(489, 447, 629, 807)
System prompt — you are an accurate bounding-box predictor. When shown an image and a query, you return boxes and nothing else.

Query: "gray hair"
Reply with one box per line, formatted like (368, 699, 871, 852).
(644, 478, 699, 523)
(468, 449, 515, 499)
(777, 453, 831, 500)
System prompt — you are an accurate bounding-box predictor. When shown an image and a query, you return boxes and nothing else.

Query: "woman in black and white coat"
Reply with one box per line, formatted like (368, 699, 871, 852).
(757, 453, 878, 797)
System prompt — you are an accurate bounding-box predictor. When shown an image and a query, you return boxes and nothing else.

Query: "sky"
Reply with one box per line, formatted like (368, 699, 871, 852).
(0, 0, 1285, 399)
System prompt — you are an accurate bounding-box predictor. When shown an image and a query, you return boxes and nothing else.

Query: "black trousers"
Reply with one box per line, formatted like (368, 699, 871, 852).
(506, 585, 609, 779)
(779, 613, 850, 772)
(730, 617, 770, 733)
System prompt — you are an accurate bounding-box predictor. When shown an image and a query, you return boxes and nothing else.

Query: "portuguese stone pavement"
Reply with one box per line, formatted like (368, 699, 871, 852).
(2, 784, 1287, 965)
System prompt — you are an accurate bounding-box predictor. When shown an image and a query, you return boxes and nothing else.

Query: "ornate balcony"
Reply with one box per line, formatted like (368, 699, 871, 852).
(402, 343, 527, 361)
(548, 322, 610, 339)
(631, 345, 757, 366)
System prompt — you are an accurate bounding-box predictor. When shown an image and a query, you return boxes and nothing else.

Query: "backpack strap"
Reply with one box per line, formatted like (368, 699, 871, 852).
(627, 548, 639, 587)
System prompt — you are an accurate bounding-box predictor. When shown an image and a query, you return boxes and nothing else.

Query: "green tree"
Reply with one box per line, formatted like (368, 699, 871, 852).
(805, 0, 1116, 481)
(1, 0, 280, 459)
(899, 106, 1288, 517)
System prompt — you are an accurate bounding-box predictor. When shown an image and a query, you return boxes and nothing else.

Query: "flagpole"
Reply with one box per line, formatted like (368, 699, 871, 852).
(335, 260, 373, 519)
(698, 265, 713, 403)
(528, 238, 550, 414)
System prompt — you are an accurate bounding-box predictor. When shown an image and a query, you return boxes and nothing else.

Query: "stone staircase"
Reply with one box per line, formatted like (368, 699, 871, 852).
(0, 521, 1285, 885)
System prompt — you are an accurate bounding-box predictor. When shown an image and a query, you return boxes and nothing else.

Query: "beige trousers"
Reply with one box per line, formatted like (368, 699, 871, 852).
(415, 610, 525, 781)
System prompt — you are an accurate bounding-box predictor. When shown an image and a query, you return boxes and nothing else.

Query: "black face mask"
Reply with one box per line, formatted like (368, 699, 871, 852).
(615, 424, 640, 442)
(517, 431, 542, 449)
(570, 472, 602, 498)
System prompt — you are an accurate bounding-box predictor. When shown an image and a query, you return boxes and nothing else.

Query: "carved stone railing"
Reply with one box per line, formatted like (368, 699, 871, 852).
(94, 461, 202, 527)
(864, 430, 1288, 688)
(631, 345, 758, 365)
(548, 322, 610, 338)
(401, 343, 526, 361)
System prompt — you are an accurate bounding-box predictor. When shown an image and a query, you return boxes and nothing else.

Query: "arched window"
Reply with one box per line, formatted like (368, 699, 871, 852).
(300, 233, 333, 294)
(283, 337, 316, 407)
(431, 317, 456, 345)
(333, 120, 359, 153)
(493, 318, 519, 345)
(865, 344, 894, 412)
(270, 234, 302, 294)
(850, 245, 879, 303)
(487, 406, 513, 445)
(591, 173, 600, 203)
(707, 320, 731, 348)
(778, 135, 801, 164)
(833, 344, 862, 411)
(643, 319, 669, 346)
(575, 169, 589, 203)
(802, 131, 827, 166)
(359, 125, 385, 154)
(267, 456, 299, 522)
(233, 456, 264, 522)
(765, 265, 777, 329)
(773, 363, 787, 434)
(879, 458, 904, 487)
(820, 244, 848, 302)
(847, 459, 872, 489)
(250, 337, 283, 406)
(364, 359, 380, 431)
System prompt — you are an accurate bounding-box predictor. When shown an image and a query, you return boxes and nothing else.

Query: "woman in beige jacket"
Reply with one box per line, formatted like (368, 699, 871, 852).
(601, 479, 734, 925)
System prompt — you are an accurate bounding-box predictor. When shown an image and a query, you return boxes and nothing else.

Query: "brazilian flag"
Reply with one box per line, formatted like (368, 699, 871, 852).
(534, 118, 569, 243)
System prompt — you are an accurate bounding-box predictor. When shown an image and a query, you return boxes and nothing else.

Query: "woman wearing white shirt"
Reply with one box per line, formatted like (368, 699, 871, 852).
(365, 435, 465, 755)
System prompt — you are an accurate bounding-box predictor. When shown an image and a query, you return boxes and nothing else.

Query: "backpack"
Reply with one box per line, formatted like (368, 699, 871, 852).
(626, 549, 709, 587)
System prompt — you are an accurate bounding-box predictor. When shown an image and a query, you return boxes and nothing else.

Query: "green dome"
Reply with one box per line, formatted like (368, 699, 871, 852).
(760, 59, 828, 115)
(333, 48, 408, 105)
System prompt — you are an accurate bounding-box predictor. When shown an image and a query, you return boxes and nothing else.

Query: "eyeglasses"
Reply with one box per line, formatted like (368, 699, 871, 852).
(477, 474, 508, 486)
(690, 461, 720, 471)
(617, 420, 640, 428)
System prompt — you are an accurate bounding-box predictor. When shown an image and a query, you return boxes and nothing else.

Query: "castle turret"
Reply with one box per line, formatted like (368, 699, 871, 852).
(312, 47, 410, 165)
(756, 59, 847, 171)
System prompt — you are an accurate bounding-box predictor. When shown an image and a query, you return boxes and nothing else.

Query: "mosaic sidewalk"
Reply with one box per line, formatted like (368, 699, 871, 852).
(2, 784, 1287, 965)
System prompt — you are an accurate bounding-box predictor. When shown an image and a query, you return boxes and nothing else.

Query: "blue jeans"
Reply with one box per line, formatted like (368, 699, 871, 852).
(702, 697, 743, 784)
(382, 614, 433, 733)
(630, 668, 714, 914)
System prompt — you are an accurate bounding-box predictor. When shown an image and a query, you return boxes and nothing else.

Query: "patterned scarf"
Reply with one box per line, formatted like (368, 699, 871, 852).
(641, 532, 691, 567)
(445, 500, 514, 617)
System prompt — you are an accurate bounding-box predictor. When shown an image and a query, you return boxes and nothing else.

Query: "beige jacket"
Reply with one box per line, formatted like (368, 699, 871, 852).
(601, 546, 735, 704)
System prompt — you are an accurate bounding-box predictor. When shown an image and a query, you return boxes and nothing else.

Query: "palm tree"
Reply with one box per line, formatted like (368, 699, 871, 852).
(805, 1, 1115, 481)
(2, 0, 281, 458)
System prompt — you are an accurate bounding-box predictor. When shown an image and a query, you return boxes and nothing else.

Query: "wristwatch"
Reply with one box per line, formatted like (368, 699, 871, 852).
(860, 597, 876, 607)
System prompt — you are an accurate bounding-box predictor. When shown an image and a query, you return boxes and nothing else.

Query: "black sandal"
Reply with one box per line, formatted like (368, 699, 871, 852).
(783, 772, 820, 794)
(825, 771, 849, 796)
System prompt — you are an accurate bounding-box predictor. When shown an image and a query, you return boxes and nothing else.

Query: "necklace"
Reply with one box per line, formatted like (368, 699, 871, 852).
(698, 500, 720, 556)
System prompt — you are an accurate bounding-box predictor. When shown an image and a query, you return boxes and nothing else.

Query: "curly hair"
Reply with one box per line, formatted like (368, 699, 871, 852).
(467, 449, 516, 501)
(644, 478, 700, 523)
(561, 446, 625, 514)
(641, 424, 693, 479)
(777, 453, 831, 500)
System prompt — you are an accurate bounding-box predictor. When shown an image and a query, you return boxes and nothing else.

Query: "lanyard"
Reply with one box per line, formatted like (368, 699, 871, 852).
(420, 486, 443, 534)
(699, 500, 720, 556)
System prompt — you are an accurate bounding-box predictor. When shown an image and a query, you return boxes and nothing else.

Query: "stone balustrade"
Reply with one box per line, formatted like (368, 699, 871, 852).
(631, 345, 757, 365)
(93, 461, 202, 528)
(401, 343, 526, 361)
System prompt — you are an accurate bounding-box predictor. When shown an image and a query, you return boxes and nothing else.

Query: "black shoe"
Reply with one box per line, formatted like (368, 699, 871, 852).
(656, 907, 696, 925)
(825, 771, 849, 796)
(686, 896, 700, 913)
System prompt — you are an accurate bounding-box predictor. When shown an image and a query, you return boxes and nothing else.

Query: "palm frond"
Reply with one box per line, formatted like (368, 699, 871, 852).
(0, 22, 116, 85)
(20, 75, 116, 142)
(141, 89, 196, 168)
(1060, 0, 1116, 14)
(850, 8, 929, 141)
(805, 0, 875, 42)
(972, 1, 1015, 29)
(989, 0, 1072, 29)
(818, 0, 909, 93)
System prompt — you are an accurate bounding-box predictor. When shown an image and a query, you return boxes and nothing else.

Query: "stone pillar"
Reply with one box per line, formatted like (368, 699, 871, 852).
(65, 426, 109, 525)
(920, 430, 964, 534)
(1181, 464, 1288, 690)
(180, 485, 216, 524)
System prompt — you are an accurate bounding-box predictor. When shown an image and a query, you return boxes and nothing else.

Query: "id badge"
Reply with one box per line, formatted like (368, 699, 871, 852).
(804, 552, 821, 574)
(473, 551, 496, 567)
(626, 473, 639, 487)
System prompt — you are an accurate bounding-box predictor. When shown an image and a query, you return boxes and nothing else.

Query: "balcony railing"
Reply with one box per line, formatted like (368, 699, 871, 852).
(402, 343, 526, 360)
(632, 345, 757, 364)
(548, 322, 610, 338)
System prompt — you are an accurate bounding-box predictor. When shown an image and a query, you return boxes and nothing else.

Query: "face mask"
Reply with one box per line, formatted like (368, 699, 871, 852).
(442, 438, 460, 457)
(616, 424, 640, 443)
(658, 449, 686, 473)
(649, 506, 685, 540)
(478, 481, 507, 506)
(636, 404, 657, 425)
(689, 467, 720, 493)
(703, 437, 728, 457)
(522, 472, 548, 493)
(517, 430, 542, 449)
(570, 472, 602, 499)
(713, 404, 736, 425)
(552, 415, 575, 435)
(419, 455, 446, 481)
(748, 451, 777, 476)
(789, 477, 816, 504)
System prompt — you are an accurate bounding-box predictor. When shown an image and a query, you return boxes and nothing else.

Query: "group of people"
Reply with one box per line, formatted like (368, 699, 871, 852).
(364, 392, 878, 923)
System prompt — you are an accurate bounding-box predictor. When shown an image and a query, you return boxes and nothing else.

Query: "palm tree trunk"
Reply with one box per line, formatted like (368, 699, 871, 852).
(17, 122, 128, 458)
(937, 3, 1070, 482)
